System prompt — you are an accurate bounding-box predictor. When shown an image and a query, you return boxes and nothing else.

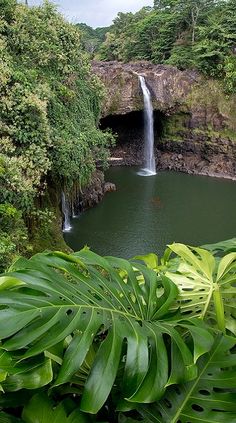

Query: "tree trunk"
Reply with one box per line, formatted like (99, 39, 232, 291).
(191, 6, 200, 45)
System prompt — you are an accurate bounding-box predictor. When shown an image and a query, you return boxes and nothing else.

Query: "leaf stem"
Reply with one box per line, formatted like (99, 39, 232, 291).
(213, 284, 225, 333)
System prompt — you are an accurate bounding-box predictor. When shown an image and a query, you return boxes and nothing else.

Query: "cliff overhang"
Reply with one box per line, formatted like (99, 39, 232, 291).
(92, 61, 236, 179)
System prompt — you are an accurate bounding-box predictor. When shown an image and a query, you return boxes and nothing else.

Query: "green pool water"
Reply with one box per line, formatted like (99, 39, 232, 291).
(64, 167, 236, 258)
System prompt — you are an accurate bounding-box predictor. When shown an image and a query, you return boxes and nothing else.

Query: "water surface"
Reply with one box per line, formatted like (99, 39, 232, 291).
(64, 167, 236, 258)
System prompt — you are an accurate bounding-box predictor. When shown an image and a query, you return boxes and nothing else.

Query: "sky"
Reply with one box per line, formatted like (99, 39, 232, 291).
(25, 0, 153, 28)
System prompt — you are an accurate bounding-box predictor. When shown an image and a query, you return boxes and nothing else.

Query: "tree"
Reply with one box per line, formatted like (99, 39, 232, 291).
(0, 1, 113, 262)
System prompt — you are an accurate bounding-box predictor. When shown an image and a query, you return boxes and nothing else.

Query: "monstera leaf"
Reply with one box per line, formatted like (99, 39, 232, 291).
(0, 250, 213, 414)
(0, 350, 53, 392)
(22, 393, 89, 423)
(165, 244, 236, 334)
(138, 335, 236, 422)
(0, 394, 90, 423)
(202, 238, 236, 255)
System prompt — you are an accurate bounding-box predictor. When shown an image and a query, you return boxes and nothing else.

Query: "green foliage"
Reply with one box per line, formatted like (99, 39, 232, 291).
(139, 335, 236, 422)
(223, 55, 236, 94)
(0, 250, 213, 414)
(22, 393, 88, 423)
(52, 127, 113, 187)
(0, 241, 236, 421)
(76, 23, 109, 58)
(0, 0, 17, 22)
(0, 1, 112, 201)
(0, 234, 16, 274)
(166, 45, 195, 69)
(98, 0, 236, 92)
(0, 204, 29, 272)
(0, 1, 114, 268)
(165, 243, 236, 333)
(202, 237, 236, 254)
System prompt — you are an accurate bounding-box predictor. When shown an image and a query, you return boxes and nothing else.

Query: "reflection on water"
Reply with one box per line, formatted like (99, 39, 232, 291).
(64, 167, 236, 258)
(150, 196, 162, 208)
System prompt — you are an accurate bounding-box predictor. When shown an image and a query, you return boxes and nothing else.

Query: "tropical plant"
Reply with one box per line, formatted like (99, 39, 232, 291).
(138, 334, 236, 422)
(0, 241, 236, 421)
(164, 243, 236, 334)
(0, 247, 217, 420)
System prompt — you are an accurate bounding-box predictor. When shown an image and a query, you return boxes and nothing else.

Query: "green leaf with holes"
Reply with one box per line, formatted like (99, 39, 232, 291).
(166, 244, 236, 334)
(138, 334, 236, 423)
(0, 250, 213, 414)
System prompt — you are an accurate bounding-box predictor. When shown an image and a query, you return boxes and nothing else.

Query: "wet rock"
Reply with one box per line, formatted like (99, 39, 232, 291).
(92, 61, 199, 116)
(108, 142, 236, 180)
(79, 171, 117, 211)
(80, 171, 104, 210)
(104, 182, 116, 193)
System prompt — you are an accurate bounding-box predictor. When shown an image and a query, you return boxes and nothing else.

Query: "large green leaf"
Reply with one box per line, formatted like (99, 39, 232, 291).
(0, 352, 13, 389)
(22, 393, 88, 423)
(0, 351, 53, 393)
(1, 358, 53, 392)
(0, 412, 23, 423)
(202, 238, 236, 255)
(165, 243, 236, 333)
(0, 250, 213, 414)
(138, 335, 236, 422)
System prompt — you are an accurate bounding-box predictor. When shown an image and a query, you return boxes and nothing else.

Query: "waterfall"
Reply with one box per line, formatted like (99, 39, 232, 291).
(62, 191, 72, 232)
(72, 190, 80, 218)
(138, 75, 156, 176)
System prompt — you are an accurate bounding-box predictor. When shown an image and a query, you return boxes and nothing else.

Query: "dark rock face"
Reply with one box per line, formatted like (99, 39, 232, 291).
(80, 171, 116, 210)
(107, 142, 236, 180)
(104, 182, 116, 193)
(158, 151, 236, 179)
(93, 61, 236, 179)
(92, 61, 198, 116)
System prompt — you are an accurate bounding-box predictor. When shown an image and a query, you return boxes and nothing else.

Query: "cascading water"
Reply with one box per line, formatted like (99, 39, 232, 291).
(62, 191, 72, 232)
(138, 75, 156, 176)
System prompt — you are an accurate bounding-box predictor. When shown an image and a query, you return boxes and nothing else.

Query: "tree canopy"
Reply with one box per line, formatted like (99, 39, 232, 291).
(98, 0, 236, 92)
(0, 0, 113, 270)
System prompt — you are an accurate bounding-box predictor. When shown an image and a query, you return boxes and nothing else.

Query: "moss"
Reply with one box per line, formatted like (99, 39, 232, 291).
(106, 74, 127, 114)
(30, 215, 69, 254)
(219, 128, 236, 142)
(29, 186, 70, 255)
(160, 136, 184, 143)
(107, 91, 122, 114)
(191, 127, 236, 142)
(160, 104, 236, 143)
(162, 113, 190, 138)
(187, 78, 236, 132)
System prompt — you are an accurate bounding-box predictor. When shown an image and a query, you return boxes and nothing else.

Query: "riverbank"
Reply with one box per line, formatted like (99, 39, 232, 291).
(107, 144, 236, 181)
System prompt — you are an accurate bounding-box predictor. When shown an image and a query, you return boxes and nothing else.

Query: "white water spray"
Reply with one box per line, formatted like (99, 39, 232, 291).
(62, 191, 72, 232)
(138, 75, 156, 176)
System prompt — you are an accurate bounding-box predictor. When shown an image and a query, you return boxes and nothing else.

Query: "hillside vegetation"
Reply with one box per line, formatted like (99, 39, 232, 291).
(97, 0, 236, 93)
(0, 0, 113, 270)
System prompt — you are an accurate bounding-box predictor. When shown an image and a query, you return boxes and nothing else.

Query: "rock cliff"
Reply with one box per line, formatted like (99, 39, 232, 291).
(92, 61, 236, 179)
(93, 61, 199, 116)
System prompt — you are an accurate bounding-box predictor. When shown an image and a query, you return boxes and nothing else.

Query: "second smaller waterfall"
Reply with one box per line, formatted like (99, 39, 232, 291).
(62, 191, 72, 232)
(138, 75, 156, 176)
